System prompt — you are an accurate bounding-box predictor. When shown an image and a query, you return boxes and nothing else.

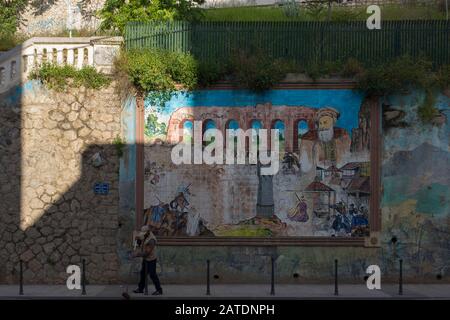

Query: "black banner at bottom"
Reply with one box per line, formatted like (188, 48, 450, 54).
(0, 298, 446, 319)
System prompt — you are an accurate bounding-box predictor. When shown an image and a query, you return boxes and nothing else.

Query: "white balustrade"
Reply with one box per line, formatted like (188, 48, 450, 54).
(0, 36, 123, 95)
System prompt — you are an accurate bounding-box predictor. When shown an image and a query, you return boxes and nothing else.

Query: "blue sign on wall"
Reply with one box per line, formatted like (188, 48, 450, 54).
(94, 182, 110, 195)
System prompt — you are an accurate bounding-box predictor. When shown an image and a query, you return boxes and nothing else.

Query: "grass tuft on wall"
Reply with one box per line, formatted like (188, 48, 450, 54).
(29, 63, 111, 91)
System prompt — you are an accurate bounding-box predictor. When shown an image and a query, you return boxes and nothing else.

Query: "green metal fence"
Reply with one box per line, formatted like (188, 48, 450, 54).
(125, 20, 450, 66)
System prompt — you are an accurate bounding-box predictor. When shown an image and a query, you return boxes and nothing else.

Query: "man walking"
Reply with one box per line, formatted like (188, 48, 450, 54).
(133, 225, 163, 295)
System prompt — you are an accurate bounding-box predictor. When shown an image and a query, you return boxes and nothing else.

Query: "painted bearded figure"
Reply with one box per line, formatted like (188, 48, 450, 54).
(299, 108, 351, 171)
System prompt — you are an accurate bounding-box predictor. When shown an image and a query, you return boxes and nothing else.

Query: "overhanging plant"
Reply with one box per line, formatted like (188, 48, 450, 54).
(114, 48, 198, 111)
(356, 56, 448, 124)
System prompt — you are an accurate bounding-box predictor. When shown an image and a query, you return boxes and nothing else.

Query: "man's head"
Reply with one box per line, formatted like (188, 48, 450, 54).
(316, 108, 339, 142)
(138, 225, 150, 238)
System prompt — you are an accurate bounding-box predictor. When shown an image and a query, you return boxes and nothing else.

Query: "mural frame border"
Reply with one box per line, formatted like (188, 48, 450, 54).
(135, 84, 382, 247)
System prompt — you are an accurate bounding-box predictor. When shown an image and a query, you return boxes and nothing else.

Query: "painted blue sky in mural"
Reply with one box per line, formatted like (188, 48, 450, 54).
(145, 89, 365, 134)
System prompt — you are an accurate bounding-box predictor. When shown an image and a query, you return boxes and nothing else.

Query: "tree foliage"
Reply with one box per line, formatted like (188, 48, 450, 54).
(99, 0, 205, 33)
(0, 0, 29, 37)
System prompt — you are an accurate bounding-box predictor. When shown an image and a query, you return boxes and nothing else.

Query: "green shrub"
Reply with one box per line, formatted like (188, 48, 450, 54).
(321, 60, 342, 74)
(29, 63, 111, 91)
(229, 49, 291, 91)
(0, 33, 27, 51)
(304, 62, 322, 81)
(0, 0, 28, 37)
(418, 89, 439, 123)
(197, 61, 228, 87)
(435, 64, 450, 90)
(355, 56, 447, 124)
(115, 48, 198, 108)
(304, 60, 341, 80)
(330, 8, 365, 22)
(0, 0, 29, 51)
(341, 58, 365, 78)
(356, 55, 432, 96)
(165, 51, 199, 90)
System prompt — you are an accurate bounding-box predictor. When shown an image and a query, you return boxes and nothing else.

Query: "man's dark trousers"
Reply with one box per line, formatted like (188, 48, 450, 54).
(138, 259, 162, 292)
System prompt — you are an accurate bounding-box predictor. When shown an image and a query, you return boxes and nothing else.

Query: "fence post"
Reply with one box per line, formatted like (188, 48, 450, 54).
(206, 260, 211, 296)
(320, 23, 324, 63)
(19, 260, 23, 295)
(334, 259, 338, 296)
(270, 256, 275, 296)
(82, 259, 86, 295)
(398, 259, 403, 296)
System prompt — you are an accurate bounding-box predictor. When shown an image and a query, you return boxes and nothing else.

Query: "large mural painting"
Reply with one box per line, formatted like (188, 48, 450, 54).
(143, 89, 371, 238)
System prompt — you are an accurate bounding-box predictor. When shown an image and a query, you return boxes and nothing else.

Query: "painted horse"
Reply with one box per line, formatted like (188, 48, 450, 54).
(143, 204, 187, 237)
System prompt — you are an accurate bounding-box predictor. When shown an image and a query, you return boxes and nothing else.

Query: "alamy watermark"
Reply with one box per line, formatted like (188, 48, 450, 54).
(367, 5, 381, 30)
(366, 264, 381, 290)
(171, 121, 280, 175)
(66, 265, 81, 290)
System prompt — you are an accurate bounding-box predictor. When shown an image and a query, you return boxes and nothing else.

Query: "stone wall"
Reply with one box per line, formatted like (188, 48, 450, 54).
(0, 80, 123, 284)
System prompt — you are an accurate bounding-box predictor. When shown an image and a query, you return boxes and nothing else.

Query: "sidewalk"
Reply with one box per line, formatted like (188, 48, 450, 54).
(0, 284, 449, 299)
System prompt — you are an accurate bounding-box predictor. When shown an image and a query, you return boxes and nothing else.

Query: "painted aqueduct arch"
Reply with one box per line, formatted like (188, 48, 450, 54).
(166, 103, 317, 152)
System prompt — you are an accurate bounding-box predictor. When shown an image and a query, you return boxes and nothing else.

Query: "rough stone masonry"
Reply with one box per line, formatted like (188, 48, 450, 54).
(0, 80, 123, 284)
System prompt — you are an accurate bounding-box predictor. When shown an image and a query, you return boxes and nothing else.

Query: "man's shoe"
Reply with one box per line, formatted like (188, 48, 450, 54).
(133, 289, 144, 294)
(152, 290, 163, 295)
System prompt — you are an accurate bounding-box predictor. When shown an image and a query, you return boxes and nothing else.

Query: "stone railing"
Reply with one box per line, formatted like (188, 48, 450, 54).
(0, 36, 123, 95)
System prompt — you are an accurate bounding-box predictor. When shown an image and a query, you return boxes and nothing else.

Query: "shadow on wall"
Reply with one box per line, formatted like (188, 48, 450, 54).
(0, 87, 26, 283)
(0, 86, 23, 283)
(0, 80, 134, 285)
(0, 144, 125, 284)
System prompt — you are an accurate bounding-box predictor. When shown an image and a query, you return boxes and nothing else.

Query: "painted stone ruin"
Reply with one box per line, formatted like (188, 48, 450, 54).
(143, 89, 371, 238)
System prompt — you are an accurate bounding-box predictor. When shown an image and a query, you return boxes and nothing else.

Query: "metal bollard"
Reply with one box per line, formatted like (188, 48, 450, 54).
(144, 262, 148, 295)
(270, 257, 275, 296)
(82, 259, 87, 295)
(399, 259, 403, 295)
(19, 260, 24, 295)
(206, 260, 211, 296)
(334, 259, 338, 296)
